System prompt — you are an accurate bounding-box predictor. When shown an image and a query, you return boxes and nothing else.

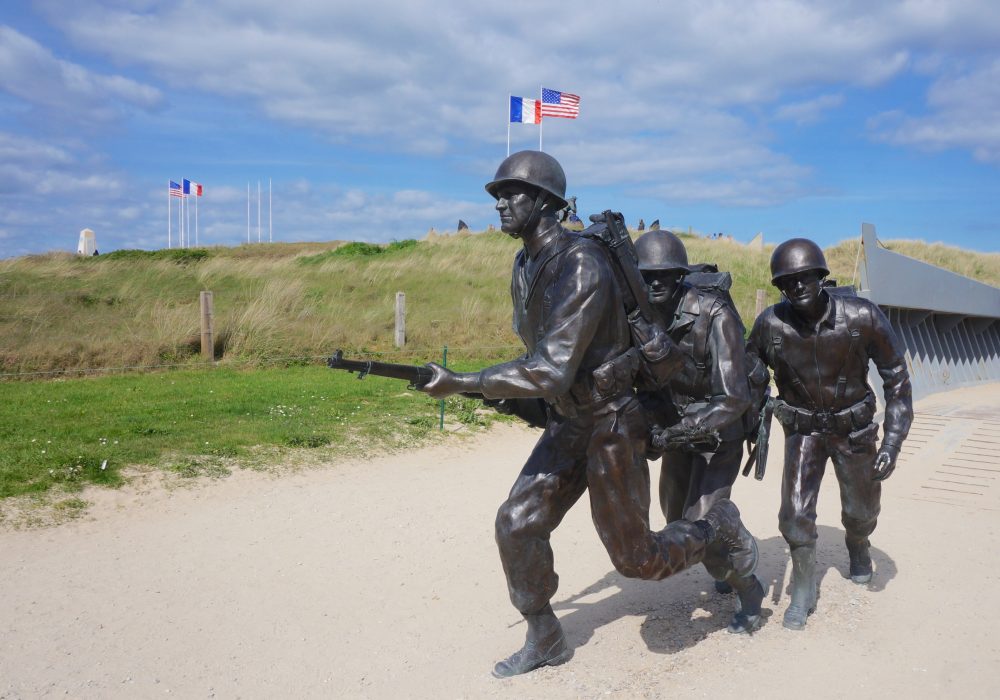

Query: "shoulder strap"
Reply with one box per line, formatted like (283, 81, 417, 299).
(769, 305, 819, 410)
(833, 298, 862, 401)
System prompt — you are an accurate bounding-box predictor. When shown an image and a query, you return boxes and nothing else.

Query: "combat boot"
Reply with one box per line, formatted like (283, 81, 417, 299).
(727, 573, 765, 634)
(492, 605, 573, 678)
(846, 537, 873, 584)
(701, 499, 759, 580)
(783, 544, 817, 631)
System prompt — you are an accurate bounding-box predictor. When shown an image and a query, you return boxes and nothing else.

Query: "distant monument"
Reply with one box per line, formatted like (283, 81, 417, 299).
(748, 232, 764, 250)
(77, 228, 97, 256)
(649, 219, 660, 231)
(457, 219, 469, 231)
(637, 218, 645, 231)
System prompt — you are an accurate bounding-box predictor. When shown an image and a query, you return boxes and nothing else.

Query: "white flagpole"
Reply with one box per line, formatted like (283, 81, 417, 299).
(247, 182, 251, 243)
(538, 86, 544, 151)
(167, 182, 171, 249)
(181, 193, 185, 248)
(257, 180, 261, 243)
(269, 178, 272, 243)
(507, 95, 511, 157)
(195, 191, 199, 247)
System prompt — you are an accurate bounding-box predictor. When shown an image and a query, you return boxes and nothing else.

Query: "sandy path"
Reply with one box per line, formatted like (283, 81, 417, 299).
(2, 385, 999, 699)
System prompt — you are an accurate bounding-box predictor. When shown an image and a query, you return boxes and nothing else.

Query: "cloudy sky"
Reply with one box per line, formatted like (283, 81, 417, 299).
(2, 0, 1000, 258)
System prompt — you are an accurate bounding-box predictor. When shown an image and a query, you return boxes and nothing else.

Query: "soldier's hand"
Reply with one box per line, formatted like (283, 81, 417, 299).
(651, 426, 679, 451)
(872, 443, 900, 481)
(421, 363, 461, 399)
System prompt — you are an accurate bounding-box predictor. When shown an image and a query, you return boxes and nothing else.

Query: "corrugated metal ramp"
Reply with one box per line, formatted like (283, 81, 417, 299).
(894, 383, 1000, 511)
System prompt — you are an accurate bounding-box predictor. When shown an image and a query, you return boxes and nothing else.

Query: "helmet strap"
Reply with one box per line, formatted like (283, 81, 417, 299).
(517, 191, 554, 237)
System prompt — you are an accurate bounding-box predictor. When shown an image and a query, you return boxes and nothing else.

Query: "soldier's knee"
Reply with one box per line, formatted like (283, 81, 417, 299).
(495, 499, 537, 546)
(842, 512, 878, 538)
(609, 552, 652, 579)
(779, 516, 815, 548)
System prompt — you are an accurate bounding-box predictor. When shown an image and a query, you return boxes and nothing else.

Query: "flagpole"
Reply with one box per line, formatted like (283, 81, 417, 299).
(195, 192, 199, 247)
(257, 180, 262, 243)
(247, 182, 250, 243)
(167, 181, 171, 249)
(507, 94, 511, 157)
(539, 86, 543, 151)
(269, 178, 273, 243)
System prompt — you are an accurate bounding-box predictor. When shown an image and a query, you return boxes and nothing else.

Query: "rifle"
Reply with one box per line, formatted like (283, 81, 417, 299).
(651, 424, 722, 452)
(583, 210, 655, 321)
(327, 350, 433, 390)
(326, 350, 549, 428)
(582, 211, 685, 383)
(741, 395, 773, 481)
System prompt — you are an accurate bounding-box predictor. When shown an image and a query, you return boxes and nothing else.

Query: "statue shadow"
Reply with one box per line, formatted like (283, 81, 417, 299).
(540, 526, 896, 656)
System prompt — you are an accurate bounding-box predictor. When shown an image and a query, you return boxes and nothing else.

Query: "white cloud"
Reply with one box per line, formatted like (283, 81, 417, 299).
(0, 25, 163, 122)
(871, 58, 1000, 163)
(34, 1, 1000, 176)
(775, 94, 845, 125)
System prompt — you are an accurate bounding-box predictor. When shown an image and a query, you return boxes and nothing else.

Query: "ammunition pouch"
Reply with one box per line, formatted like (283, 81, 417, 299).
(553, 348, 640, 418)
(773, 394, 875, 436)
(847, 422, 879, 453)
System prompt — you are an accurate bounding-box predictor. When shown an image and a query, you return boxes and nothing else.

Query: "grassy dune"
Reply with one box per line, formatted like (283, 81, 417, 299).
(1, 230, 997, 377)
(1, 229, 996, 503)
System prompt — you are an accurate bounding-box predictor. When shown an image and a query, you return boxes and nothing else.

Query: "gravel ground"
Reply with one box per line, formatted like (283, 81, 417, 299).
(2, 384, 999, 699)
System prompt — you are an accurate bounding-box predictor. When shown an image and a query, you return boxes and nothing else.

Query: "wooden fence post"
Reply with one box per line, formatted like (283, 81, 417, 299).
(755, 289, 766, 318)
(395, 292, 406, 348)
(200, 291, 214, 360)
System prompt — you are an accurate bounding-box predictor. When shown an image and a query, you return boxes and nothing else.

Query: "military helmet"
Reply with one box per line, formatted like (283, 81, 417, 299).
(770, 238, 829, 284)
(485, 151, 568, 209)
(635, 230, 690, 272)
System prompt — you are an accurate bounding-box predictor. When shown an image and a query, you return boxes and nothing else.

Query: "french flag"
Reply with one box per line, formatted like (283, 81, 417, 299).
(509, 96, 541, 124)
(183, 179, 203, 196)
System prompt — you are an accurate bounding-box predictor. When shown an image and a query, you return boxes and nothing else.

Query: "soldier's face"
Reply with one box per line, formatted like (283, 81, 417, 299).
(642, 269, 684, 306)
(495, 186, 535, 237)
(776, 270, 824, 312)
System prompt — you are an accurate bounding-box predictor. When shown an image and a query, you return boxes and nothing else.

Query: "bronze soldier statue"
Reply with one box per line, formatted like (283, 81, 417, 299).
(746, 238, 913, 630)
(421, 151, 758, 677)
(634, 230, 765, 634)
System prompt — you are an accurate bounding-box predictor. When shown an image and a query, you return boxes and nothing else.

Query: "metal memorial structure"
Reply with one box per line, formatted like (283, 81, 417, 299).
(856, 223, 1000, 403)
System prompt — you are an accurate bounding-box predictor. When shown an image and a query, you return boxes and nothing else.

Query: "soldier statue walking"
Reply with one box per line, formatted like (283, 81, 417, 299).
(746, 238, 913, 630)
(634, 230, 766, 634)
(421, 151, 758, 677)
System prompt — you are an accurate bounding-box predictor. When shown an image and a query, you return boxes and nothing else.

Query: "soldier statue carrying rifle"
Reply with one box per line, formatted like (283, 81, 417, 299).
(419, 151, 759, 677)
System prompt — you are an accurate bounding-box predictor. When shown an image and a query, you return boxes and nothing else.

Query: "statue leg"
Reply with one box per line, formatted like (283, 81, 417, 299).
(658, 448, 693, 523)
(586, 401, 712, 580)
(493, 425, 588, 678)
(693, 440, 763, 632)
(779, 431, 828, 629)
(830, 432, 881, 584)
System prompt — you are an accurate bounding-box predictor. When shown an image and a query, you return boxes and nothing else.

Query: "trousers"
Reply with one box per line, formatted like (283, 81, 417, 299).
(658, 438, 744, 582)
(778, 426, 881, 548)
(496, 398, 710, 615)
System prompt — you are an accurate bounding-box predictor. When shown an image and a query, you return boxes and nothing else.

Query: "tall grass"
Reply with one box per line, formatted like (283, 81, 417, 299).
(2, 232, 997, 376)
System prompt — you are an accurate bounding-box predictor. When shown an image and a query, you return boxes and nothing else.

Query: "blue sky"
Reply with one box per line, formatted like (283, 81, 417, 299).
(2, 0, 1000, 258)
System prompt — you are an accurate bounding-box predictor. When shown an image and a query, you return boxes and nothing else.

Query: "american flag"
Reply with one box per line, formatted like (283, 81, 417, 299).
(540, 88, 580, 119)
(169, 181, 186, 198)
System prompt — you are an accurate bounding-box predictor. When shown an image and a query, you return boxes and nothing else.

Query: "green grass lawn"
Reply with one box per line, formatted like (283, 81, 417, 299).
(0, 362, 495, 499)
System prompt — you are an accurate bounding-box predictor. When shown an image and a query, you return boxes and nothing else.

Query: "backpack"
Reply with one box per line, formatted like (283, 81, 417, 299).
(684, 262, 771, 444)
